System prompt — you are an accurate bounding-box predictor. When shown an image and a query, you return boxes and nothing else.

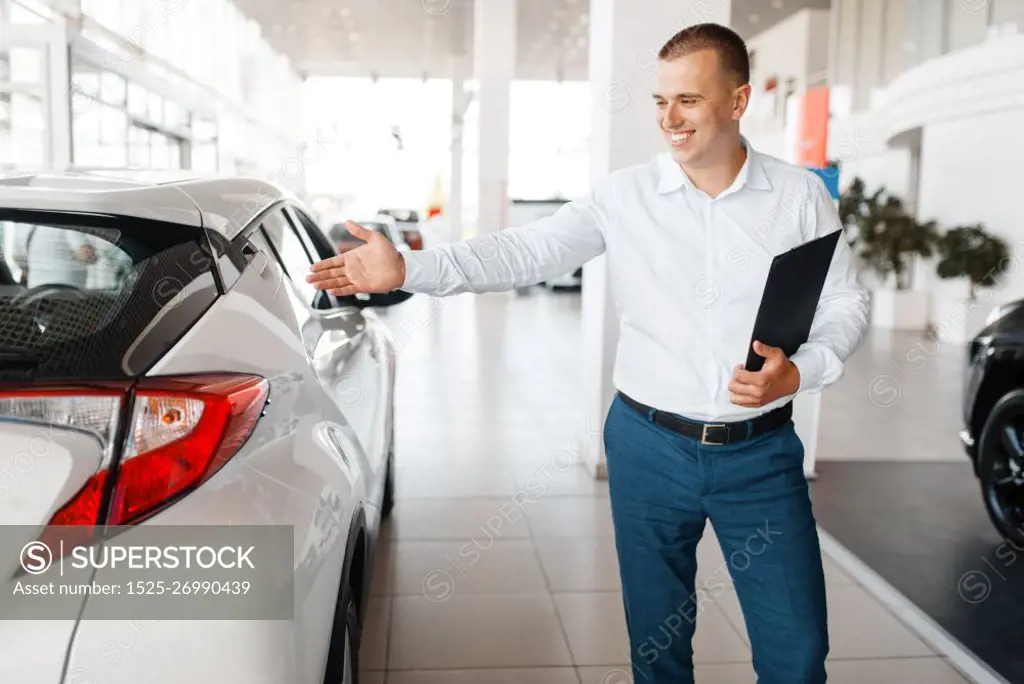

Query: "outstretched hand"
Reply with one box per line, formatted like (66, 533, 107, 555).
(306, 221, 406, 296)
(729, 341, 801, 408)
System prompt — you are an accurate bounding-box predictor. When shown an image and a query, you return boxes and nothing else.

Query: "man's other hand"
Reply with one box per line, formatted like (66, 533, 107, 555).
(728, 341, 801, 408)
(306, 221, 406, 296)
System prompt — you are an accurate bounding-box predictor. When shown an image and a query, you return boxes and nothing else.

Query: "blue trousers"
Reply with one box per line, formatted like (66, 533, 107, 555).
(603, 394, 829, 683)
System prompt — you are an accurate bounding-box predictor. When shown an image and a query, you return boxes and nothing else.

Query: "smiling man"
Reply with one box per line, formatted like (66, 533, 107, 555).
(307, 22, 868, 684)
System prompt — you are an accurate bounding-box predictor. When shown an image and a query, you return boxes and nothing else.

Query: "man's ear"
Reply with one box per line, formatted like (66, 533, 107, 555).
(732, 83, 752, 120)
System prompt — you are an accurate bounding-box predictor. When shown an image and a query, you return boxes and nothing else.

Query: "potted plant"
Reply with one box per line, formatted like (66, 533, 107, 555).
(934, 224, 1010, 341)
(854, 188, 938, 330)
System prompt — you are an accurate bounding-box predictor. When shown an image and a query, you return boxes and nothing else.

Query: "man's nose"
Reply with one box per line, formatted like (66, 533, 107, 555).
(661, 104, 683, 130)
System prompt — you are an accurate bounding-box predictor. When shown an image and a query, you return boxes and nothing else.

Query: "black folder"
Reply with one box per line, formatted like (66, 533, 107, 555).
(744, 229, 843, 372)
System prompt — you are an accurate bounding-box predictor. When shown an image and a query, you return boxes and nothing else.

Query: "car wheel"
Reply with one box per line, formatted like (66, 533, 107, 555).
(977, 389, 1024, 545)
(381, 444, 395, 518)
(324, 588, 361, 684)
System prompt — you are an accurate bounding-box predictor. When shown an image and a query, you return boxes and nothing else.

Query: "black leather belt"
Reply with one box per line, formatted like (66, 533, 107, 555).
(618, 392, 793, 446)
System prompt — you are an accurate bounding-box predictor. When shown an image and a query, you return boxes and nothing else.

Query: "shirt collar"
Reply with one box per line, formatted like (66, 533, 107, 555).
(656, 136, 772, 195)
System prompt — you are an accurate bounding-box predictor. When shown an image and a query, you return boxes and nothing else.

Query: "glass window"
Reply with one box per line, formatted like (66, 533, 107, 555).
(0, 212, 216, 382)
(100, 72, 127, 107)
(127, 82, 148, 118)
(260, 211, 318, 305)
(128, 125, 150, 167)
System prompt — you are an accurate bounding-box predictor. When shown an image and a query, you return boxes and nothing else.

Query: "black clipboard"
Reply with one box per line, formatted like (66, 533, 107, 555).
(744, 229, 843, 372)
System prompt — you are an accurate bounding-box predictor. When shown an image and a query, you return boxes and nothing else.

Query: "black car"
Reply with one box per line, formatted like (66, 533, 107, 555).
(962, 299, 1024, 545)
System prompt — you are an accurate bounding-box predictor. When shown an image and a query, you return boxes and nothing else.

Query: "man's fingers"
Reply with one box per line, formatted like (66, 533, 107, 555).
(729, 392, 762, 407)
(310, 254, 345, 273)
(728, 378, 763, 398)
(328, 285, 360, 297)
(731, 368, 766, 386)
(316, 275, 352, 291)
(345, 221, 374, 242)
(752, 340, 784, 359)
(308, 265, 346, 284)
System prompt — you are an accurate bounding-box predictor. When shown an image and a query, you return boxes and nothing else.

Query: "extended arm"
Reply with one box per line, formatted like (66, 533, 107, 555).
(308, 184, 610, 298)
(400, 189, 609, 297)
(789, 175, 870, 394)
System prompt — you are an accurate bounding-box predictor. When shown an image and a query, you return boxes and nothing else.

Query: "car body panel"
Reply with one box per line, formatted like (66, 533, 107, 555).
(0, 174, 396, 684)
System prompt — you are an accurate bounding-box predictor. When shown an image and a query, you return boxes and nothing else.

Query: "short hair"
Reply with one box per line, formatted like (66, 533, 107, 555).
(658, 23, 750, 86)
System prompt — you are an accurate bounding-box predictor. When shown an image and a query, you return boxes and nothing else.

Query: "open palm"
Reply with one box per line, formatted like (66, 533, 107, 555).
(306, 221, 406, 296)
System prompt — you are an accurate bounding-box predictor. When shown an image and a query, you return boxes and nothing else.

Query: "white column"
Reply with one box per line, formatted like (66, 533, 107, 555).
(449, 58, 471, 242)
(472, 0, 516, 235)
(582, 0, 732, 478)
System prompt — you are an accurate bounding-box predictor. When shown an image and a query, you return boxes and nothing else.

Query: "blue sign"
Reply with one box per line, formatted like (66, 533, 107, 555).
(808, 166, 841, 200)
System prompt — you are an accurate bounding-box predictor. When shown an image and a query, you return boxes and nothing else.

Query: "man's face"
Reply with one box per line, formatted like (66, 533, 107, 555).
(653, 49, 750, 167)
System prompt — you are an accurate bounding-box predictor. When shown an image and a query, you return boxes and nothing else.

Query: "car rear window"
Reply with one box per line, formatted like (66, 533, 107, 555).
(0, 210, 219, 383)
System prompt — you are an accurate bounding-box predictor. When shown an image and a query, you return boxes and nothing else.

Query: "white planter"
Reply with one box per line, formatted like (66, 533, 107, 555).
(792, 393, 822, 479)
(934, 296, 994, 344)
(870, 288, 930, 331)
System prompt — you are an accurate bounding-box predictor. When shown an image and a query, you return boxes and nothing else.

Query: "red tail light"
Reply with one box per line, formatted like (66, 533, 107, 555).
(110, 374, 269, 524)
(1, 374, 268, 534)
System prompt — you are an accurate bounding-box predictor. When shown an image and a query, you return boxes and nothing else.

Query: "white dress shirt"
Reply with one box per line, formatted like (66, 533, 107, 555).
(400, 141, 869, 422)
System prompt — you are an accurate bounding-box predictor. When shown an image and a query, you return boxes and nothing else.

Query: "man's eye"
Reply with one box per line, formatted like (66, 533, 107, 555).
(681, 99, 697, 105)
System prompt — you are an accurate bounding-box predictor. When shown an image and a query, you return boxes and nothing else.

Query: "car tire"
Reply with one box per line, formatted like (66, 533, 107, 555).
(324, 587, 361, 684)
(977, 389, 1024, 545)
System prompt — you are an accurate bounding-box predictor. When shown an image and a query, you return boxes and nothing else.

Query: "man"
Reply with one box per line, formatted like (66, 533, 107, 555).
(308, 23, 868, 684)
(12, 223, 97, 288)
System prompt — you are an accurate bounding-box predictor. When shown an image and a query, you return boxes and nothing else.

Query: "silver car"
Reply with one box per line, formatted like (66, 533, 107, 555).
(0, 171, 405, 684)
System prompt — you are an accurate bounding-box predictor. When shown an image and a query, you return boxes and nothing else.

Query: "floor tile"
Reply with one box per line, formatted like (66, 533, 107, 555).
(388, 593, 573, 669)
(512, 462, 610, 497)
(552, 592, 631, 665)
(714, 585, 936, 659)
(535, 537, 622, 592)
(395, 464, 520, 498)
(386, 668, 580, 684)
(388, 497, 532, 541)
(523, 496, 616, 538)
(822, 553, 856, 585)
(553, 592, 750, 667)
(825, 656, 972, 683)
(359, 671, 385, 684)
(361, 597, 390, 671)
(576, 663, 757, 684)
(387, 539, 549, 596)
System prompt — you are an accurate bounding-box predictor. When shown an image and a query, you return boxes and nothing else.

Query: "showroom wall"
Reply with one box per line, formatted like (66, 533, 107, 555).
(915, 104, 1024, 328)
(741, 8, 830, 161)
(827, 0, 1024, 330)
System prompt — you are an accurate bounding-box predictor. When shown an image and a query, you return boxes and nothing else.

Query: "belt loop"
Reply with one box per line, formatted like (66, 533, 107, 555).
(746, 420, 753, 440)
(647, 408, 656, 422)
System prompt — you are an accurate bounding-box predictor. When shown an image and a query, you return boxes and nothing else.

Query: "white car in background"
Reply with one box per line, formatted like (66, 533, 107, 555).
(0, 171, 405, 684)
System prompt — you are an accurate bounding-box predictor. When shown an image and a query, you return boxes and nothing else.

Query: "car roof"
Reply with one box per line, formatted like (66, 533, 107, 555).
(0, 168, 300, 241)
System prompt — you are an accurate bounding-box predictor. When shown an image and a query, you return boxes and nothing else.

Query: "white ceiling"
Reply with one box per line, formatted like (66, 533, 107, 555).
(233, 0, 829, 81)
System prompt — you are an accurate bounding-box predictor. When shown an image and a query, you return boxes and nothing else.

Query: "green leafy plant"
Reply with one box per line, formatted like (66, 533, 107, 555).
(854, 190, 938, 290)
(935, 224, 1010, 301)
(838, 177, 866, 235)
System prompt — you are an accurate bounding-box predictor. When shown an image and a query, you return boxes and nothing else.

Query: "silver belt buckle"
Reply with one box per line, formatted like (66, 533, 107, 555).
(701, 423, 727, 445)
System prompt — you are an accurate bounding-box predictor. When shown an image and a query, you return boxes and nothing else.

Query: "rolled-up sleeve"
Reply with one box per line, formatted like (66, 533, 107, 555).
(400, 179, 611, 297)
(790, 174, 870, 394)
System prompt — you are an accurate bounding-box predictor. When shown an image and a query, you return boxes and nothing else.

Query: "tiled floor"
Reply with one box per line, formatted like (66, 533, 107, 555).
(361, 290, 980, 683)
